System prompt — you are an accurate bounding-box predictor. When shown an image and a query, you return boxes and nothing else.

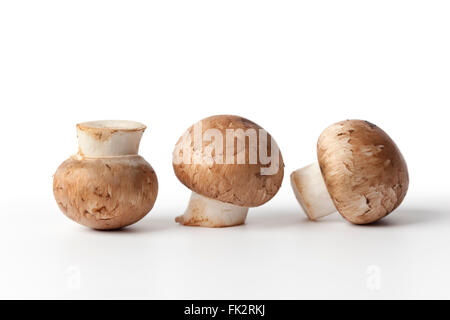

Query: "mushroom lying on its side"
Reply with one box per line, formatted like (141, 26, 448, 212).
(173, 115, 284, 227)
(291, 120, 409, 224)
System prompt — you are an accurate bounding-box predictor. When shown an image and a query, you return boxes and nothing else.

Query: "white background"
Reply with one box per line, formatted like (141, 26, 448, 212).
(0, 1, 449, 299)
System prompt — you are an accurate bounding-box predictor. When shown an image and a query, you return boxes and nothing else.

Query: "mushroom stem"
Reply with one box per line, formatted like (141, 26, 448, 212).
(290, 162, 337, 220)
(77, 120, 146, 157)
(176, 192, 249, 227)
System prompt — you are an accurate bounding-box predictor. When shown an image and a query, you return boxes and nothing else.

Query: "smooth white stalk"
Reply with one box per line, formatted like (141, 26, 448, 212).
(290, 162, 337, 220)
(77, 120, 145, 157)
(176, 192, 248, 227)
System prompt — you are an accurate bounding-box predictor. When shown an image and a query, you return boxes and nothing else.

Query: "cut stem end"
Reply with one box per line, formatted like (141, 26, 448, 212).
(176, 192, 248, 227)
(290, 162, 337, 220)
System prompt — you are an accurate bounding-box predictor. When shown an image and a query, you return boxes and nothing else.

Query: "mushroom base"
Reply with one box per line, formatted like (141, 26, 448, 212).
(53, 155, 158, 230)
(290, 163, 337, 220)
(176, 192, 248, 227)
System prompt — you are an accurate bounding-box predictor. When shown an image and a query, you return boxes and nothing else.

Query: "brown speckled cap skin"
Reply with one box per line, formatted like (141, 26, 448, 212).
(53, 156, 158, 230)
(173, 115, 284, 207)
(318, 120, 409, 224)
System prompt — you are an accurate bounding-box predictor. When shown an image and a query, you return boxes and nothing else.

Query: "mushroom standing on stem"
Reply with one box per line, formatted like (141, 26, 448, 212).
(173, 115, 284, 227)
(291, 120, 409, 224)
(53, 120, 158, 230)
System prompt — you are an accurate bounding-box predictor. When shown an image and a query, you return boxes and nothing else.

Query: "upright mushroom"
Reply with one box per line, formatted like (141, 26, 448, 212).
(53, 120, 158, 230)
(291, 120, 409, 224)
(173, 115, 284, 227)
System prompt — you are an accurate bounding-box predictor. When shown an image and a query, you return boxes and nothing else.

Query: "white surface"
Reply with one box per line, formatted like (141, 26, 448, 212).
(0, 1, 449, 299)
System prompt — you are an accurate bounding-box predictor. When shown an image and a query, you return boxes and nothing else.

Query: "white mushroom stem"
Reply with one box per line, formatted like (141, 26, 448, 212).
(176, 192, 249, 227)
(290, 162, 337, 220)
(77, 120, 146, 157)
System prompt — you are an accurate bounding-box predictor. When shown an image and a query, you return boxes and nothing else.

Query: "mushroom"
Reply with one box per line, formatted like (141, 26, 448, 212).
(172, 115, 284, 227)
(290, 120, 409, 224)
(53, 120, 158, 230)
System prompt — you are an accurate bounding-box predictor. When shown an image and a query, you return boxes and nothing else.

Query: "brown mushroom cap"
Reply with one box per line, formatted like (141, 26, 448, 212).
(53, 155, 158, 230)
(173, 115, 284, 207)
(317, 120, 409, 224)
